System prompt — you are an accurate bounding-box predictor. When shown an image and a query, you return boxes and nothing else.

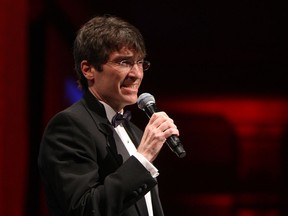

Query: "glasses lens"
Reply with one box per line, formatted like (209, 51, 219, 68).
(143, 61, 151, 71)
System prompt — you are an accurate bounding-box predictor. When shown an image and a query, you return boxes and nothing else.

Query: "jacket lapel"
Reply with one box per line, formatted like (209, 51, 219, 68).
(81, 91, 126, 164)
(112, 128, 130, 162)
(123, 121, 141, 148)
(151, 186, 164, 216)
(136, 197, 149, 216)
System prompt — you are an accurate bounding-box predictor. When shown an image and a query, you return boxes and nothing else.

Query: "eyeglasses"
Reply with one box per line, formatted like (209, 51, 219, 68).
(106, 59, 151, 72)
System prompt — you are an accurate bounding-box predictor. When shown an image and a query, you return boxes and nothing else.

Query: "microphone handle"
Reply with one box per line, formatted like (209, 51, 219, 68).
(143, 103, 159, 118)
(143, 104, 186, 158)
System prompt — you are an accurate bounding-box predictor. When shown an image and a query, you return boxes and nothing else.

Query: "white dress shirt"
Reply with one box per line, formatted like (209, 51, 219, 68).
(101, 102, 159, 216)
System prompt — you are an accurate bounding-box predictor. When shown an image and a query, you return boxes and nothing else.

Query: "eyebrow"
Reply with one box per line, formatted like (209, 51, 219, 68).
(110, 55, 143, 62)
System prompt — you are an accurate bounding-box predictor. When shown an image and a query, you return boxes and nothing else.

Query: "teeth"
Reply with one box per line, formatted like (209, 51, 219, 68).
(125, 84, 138, 88)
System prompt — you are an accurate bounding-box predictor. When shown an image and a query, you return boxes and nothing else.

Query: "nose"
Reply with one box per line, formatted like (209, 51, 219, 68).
(129, 63, 144, 77)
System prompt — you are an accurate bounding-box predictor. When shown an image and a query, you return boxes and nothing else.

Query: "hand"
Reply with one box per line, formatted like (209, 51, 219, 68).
(137, 111, 179, 162)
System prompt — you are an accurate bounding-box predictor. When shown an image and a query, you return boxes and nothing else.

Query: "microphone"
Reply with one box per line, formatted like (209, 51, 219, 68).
(137, 93, 186, 158)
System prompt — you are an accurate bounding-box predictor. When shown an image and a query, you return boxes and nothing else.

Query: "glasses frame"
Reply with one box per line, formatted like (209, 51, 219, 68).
(106, 59, 151, 72)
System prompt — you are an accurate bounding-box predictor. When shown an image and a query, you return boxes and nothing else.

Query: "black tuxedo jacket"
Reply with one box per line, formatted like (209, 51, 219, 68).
(38, 91, 164, 216)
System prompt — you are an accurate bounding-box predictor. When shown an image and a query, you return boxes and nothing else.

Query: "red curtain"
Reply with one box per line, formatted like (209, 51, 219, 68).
(0, 0, 29, 216)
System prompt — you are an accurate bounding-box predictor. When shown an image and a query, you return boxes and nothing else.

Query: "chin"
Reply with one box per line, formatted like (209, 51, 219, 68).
(124, 95, 137, 104)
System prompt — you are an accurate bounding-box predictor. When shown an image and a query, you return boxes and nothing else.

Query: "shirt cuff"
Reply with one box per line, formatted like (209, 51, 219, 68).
(133, 152, 159, 178)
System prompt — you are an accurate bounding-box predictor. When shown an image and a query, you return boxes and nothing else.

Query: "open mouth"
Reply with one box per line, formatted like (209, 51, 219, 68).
(121, 83, 139, 89)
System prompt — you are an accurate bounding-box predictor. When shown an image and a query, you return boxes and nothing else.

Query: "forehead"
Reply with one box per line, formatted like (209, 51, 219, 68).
(109, 47, 143, 59)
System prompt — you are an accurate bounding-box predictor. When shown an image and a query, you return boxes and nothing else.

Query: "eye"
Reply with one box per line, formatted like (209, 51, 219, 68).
(136, 60, 144, 65)
(118, 59, 133, 67)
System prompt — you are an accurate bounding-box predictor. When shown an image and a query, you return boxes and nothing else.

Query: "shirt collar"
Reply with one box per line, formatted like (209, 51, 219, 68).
(99, 101, 123, 124)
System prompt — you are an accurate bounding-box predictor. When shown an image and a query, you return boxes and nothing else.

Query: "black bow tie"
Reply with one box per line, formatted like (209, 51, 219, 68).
(111, 110, 132, 127)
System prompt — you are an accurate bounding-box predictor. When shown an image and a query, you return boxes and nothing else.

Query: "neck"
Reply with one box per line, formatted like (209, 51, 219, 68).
(88, 88, 124, 113)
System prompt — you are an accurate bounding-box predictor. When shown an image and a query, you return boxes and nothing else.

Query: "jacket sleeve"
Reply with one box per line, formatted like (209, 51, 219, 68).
(38, 110, 157, 216)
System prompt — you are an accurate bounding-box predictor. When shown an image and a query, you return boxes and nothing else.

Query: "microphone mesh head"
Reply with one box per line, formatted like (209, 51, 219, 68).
(137, 93, 155, 110)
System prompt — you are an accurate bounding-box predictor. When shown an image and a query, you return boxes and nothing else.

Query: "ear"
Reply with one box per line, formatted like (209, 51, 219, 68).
(81, 60, 94, 80)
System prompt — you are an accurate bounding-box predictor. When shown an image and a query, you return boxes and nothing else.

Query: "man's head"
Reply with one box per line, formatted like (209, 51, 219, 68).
(73, 15, 149, 111)
(73, 15, 147, 91)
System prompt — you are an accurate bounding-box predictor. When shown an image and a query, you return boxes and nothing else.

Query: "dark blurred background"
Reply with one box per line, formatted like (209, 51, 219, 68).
(1, 0, 288, 215)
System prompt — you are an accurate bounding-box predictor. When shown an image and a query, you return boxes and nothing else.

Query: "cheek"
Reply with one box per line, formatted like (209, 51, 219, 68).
(106, 74, 122, 90)
(99, 70, 121, 83)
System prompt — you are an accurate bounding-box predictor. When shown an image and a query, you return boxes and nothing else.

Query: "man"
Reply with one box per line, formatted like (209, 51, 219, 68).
(38, 15, 179, 216)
